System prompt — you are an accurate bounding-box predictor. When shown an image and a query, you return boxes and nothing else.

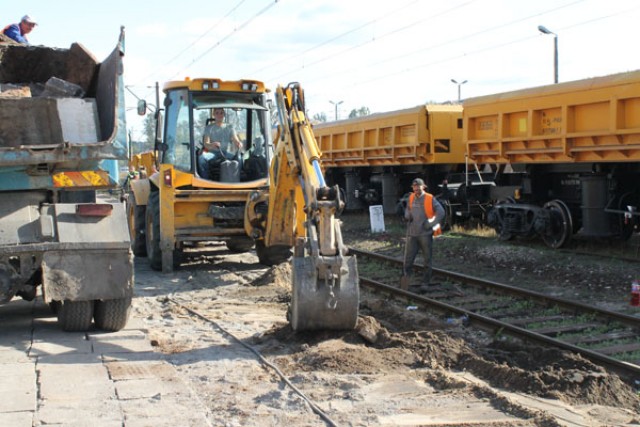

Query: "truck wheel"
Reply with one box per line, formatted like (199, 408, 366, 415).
(226, 237, 254, 253)
(146, 191, 162, 271)
(256, 241, 292, 266)
(57, 300, 94, 332)
(94, 297, 132, 331)
(49, 301, 61, 315)
(127, 193, 147, 257)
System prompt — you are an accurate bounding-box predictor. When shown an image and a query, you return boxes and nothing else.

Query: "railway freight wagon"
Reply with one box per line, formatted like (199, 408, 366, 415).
(465, 70, 640, 248)
(313, 105, 483, 218)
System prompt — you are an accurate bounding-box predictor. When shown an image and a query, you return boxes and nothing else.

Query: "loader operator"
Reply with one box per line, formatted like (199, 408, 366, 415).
(402, 178, 445, 290)
(198, 108, 243, 180)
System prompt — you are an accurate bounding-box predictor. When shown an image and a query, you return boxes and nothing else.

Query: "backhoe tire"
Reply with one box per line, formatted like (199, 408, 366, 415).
(94, 297, 132, 331)
(256, 242, 292, 266)
(226, 237, 254, 253)
(126, 193, 147, 257)
(145, 191, 162, 271)
(57, 300, 94, 332)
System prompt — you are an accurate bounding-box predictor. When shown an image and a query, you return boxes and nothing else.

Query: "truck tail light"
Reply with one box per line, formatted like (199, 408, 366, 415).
(76, 204, 113, 217)
(163, 170, 172, 187)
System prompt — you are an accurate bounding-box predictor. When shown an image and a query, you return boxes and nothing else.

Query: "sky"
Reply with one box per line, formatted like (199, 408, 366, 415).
(4, 0, 640, 139)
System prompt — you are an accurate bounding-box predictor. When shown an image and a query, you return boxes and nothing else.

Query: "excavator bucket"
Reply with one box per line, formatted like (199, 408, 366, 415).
(289, 254, 359, 331)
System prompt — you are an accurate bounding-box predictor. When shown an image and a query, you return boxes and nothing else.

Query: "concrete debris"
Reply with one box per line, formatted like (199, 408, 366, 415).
(0, 83, 31, 98)
(41, 76, 85, 98)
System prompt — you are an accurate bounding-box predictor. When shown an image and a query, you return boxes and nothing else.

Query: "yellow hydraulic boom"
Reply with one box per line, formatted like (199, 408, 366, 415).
(253, 83, 359, 330)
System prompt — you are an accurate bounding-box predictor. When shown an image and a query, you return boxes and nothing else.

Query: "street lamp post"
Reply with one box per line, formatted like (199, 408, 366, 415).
(538, 25, 558, 84)
(450, 79, 467, 102)
(329, 100, 343, 121)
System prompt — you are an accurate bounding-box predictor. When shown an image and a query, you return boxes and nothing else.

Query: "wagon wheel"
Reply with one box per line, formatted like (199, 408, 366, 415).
(494, 198, 515, 241)
(441, 199, 454, 231)
(541, 199, 572, 249)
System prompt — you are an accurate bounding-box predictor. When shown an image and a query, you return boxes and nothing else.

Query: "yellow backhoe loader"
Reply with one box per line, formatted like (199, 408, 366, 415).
(127, 79, 358, 330)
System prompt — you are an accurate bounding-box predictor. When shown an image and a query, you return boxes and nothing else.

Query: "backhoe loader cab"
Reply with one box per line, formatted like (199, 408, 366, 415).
(160, 79, 273, 184)
(126, 78, 282, 273)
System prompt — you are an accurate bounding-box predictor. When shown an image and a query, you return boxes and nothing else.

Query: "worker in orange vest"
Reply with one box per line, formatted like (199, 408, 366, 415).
(402, 178, 445, 289)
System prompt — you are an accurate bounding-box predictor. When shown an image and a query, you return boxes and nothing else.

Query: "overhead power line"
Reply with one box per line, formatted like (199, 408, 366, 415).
(249, 0, 421, 76)
(169, 0, 279, 80)
(282, 0, 586, 84)
(266, 0, 477, 83)
(134, 0, 248, 86)
(332, 4, 640, 93)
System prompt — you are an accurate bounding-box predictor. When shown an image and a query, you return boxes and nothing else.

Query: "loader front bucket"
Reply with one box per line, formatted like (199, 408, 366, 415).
(289, 255, 359, 331)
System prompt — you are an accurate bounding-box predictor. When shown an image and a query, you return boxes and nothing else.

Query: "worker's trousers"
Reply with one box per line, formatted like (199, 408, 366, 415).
(402, 233, 434, 285)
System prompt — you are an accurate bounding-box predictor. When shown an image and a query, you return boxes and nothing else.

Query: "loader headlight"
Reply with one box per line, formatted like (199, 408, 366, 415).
(202, 80, 220, 90)
(241, 82, 258, 91)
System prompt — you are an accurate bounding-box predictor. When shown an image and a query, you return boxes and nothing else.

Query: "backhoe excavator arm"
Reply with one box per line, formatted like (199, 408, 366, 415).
(260, 83, 359, 331)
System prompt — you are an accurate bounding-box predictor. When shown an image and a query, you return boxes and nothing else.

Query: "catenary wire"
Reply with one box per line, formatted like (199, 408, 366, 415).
(134, 0, 249, 86)
(249, 0, 422, 76)
(330, 4, 640, 91)
(266, 0, 584, 84)
(168, 0, 279, 81)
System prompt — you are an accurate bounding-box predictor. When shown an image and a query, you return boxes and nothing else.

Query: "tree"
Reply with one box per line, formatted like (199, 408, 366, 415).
(348, 106, 370, 119)
(142, 113, 156, 146)
(312, 112, 327, 123)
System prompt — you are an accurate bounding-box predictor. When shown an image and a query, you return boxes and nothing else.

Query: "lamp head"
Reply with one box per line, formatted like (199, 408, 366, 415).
(538, 25, 554, 35)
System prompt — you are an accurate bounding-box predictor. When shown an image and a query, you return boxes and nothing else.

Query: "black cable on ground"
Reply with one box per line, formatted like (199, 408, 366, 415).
(167, 297, 339, 427)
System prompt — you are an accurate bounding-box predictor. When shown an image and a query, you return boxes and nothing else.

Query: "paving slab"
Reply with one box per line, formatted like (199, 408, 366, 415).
(105, 360, 178, 380)
(0, 411, 33, 427)
(0, 297, 212, 426)
(35, 397, 123, 427)
(0, 378, 36, 412)
(119, 393, 211, 427)
(90, 329, 155, 354)
(0, 346, 31, 363)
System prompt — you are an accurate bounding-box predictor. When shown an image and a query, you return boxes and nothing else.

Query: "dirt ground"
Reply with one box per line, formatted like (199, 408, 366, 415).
(132, 213, 640, 426)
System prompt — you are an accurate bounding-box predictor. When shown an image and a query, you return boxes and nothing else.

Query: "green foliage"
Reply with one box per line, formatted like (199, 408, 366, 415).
(348, 106, 370, 119)
(312, 112, 327, 123)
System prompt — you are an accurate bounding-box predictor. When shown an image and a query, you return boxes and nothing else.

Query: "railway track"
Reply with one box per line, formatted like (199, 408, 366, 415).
(350, 247, 640, 381)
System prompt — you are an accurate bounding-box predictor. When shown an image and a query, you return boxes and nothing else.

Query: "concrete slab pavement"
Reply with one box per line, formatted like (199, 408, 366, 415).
(0, 298, 212, 427)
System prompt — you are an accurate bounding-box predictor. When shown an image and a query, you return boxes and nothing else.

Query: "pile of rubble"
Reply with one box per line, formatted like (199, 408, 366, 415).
(0, 41, 101, 146)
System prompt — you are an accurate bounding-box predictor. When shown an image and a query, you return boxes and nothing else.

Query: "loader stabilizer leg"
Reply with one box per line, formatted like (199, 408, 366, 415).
(289, 254, 359, 331)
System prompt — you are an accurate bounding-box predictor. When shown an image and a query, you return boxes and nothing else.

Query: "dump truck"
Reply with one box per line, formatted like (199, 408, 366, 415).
(0, 28, 133, 331)
(129, 80, 358, 330)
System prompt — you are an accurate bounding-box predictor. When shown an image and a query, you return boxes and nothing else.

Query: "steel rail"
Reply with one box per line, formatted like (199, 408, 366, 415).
(350, 248, 640, 329)
(350, 248, 640, 381)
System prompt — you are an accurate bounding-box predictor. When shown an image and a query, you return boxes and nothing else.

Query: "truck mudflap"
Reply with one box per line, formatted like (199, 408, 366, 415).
(41, 201, 133, 302)
(42, 249, 133, 302)
(289, 254, 359, 331)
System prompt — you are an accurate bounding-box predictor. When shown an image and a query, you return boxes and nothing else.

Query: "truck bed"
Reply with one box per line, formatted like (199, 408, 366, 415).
(0, 38, 127, 168)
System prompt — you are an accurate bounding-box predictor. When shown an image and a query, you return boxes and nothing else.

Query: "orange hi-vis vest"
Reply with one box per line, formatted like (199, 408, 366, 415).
(409, 192, 442, 237)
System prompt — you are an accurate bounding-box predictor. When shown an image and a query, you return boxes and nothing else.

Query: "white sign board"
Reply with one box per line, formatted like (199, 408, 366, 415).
(369, 205, 385, 233)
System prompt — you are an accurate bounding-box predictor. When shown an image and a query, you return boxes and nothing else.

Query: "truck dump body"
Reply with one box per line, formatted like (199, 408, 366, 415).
(0, 39, 127, 172)
(464, 70, 640, 165)
(0, 31, 133, 332)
